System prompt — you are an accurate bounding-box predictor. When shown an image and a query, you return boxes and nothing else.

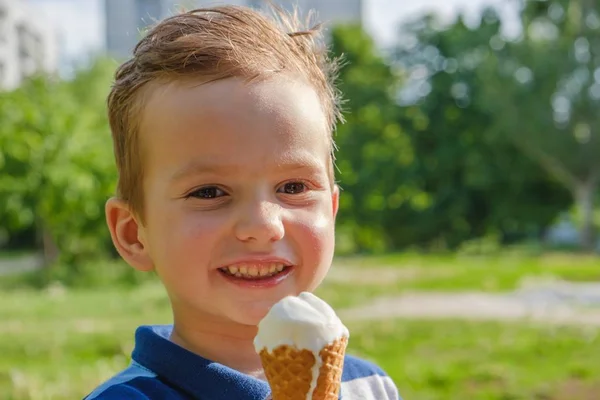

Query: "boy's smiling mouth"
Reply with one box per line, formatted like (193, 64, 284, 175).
(217, 258, 295, 287)
(220, 263, 288, 279)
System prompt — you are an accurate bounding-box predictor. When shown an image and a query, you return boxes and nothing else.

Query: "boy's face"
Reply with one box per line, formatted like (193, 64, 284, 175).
(134, 76, 338, 326)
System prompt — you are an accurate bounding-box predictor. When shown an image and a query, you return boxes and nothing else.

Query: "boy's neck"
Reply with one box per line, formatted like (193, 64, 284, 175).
(169, 314, 267, 380)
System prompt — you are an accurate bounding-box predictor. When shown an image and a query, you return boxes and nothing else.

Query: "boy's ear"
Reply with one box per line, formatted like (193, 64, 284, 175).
(105, 197, 154, 272)
(332, 184, 340, 219)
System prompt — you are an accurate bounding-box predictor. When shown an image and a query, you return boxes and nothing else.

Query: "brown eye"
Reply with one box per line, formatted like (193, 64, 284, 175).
(279, 182, 306, 194)
(188, 186, 225, 199)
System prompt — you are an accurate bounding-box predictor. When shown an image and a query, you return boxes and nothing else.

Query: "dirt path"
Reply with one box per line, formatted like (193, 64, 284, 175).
(0, 253, 43, 276)
(328, 265, 600, 326)
(338, 291, 600, 326)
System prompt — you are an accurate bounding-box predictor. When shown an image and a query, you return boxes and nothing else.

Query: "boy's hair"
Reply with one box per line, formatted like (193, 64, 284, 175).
(107, 5, 343, 220)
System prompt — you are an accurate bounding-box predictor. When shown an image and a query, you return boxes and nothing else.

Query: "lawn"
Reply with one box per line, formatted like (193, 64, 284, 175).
(318, 250, 600, 309)
(350, 318, 600, 400)
(1, 251, 600, 399)
(335, 250, 600, 289)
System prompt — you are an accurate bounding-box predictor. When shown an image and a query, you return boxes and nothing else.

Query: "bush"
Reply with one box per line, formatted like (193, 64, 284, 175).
(0, 59, 118, 270)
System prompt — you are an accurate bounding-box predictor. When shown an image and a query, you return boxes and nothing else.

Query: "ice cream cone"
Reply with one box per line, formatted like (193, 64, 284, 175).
(254, 292, 349, 400)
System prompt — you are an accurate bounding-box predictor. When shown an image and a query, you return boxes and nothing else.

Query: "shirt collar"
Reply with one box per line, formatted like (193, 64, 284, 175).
(132, 325, 271, 400)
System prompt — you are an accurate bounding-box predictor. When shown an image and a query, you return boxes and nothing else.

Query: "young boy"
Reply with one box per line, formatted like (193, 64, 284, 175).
(86, 5, 401, 400)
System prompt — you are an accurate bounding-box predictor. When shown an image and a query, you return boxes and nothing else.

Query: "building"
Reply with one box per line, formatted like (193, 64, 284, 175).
(258, 0, 363, 28)
(0, 0, 59, 90)
(105, 0, 200, 60)
(105, 0, 363, 59)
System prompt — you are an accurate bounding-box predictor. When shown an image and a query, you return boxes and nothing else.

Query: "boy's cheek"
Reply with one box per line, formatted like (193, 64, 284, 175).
(145, 215, 217, 262)
(294, 216, 336, 261)
(159, 210, 225, 242)
(293, 206, 336, 238)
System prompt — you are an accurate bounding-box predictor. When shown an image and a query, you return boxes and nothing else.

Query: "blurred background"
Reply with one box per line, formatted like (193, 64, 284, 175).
(2, 0, 600, 399)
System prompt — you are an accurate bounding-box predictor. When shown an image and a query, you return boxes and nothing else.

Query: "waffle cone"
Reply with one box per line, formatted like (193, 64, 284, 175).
(259, 336, 348, 400)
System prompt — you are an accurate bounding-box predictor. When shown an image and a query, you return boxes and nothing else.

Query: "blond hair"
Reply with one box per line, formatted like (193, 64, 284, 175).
(106, 5, 343, 219)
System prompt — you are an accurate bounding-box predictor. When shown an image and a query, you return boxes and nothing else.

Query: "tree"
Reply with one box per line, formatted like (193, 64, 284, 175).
(478, 0, 600, 249)
(0, 58, 118, 265)
(391, 9, 571, 248)
(329, 24, 430, 252)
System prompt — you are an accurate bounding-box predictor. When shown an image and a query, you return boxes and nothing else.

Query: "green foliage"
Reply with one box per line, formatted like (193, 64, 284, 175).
(407, 11, 572, 247)
(0, 58, 118, 267)
(476, 0, 600, 248)
(331, 24, 434, 252)
(330, 18, 570, 253)
(0, 13, 590, 284)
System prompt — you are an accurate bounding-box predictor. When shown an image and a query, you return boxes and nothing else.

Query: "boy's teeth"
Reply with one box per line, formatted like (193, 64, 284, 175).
(249, 265, 259, 276)
(222, 263, 287, 278)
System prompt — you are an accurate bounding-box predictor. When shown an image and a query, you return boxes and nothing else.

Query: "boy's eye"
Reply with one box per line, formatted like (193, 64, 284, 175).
(279, 182, 307, 194)
(189, 186, 225, 199)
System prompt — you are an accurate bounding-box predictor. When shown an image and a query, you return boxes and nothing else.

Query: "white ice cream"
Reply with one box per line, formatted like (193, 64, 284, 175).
(254, 292, 349, 399)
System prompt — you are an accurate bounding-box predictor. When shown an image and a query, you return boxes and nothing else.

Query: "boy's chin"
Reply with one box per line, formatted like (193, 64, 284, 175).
(233, 301, 281, 327)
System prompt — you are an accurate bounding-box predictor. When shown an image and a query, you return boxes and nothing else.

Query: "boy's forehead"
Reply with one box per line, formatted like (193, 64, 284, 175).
(140, 76, 329, 135)
(136, 76, 331, 172)
(141, 76, 326, 122)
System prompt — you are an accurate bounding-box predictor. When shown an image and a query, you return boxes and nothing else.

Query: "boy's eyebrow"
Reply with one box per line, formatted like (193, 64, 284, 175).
(170, 156, 323, 182)
(171, 161, 239, 181)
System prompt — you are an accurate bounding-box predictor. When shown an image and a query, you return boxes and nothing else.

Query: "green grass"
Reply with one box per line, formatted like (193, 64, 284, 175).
(316, 251, 600, 309)
(337, 251, 600, 287)
(349, 319, 600, 400)
(0, 283, 172, 400)
(2, 283, 600, 399)
(1, 251, 600, 399)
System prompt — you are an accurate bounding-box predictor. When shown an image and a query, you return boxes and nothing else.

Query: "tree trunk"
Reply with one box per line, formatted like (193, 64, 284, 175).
(35, 216, 59, 268)
(575, 179, 597, 251)
(42, 227, 59, 267)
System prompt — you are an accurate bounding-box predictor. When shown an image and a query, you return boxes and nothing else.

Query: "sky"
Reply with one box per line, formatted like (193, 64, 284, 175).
(25, 0, 520, 67)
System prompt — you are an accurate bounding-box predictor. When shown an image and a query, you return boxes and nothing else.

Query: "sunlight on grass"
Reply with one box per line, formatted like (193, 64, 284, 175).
(333, 251, 600, 293)
(348, 319, 600, 400)
(1, 251, 599, 399)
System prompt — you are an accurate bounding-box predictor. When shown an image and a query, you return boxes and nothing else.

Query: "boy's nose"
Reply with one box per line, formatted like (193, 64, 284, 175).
(234, 200, 285, 244)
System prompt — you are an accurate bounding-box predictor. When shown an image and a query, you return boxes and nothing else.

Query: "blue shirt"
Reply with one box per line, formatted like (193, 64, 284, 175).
(84, 325, 401, 400)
